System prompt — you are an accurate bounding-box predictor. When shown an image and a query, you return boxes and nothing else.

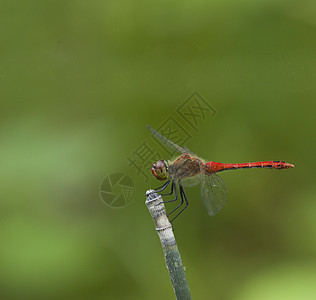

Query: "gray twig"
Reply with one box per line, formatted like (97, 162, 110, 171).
(145, 189, 192, 300)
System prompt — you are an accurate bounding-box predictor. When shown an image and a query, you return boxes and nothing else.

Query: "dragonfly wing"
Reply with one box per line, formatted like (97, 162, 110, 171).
(147, 124, 188, 154)
(180, 174, 201, 187)
(200, 170, 228, 216)
(182, 145, 197, 156)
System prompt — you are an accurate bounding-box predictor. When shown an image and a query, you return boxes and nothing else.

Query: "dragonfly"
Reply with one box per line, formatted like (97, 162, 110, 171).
(147, 125, 294, 222)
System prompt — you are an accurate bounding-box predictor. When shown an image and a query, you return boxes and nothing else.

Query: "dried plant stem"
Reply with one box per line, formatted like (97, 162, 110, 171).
(145, 190, 192, 300)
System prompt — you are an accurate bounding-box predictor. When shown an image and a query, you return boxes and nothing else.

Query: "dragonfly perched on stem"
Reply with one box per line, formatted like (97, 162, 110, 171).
(147, 125, 294, 223)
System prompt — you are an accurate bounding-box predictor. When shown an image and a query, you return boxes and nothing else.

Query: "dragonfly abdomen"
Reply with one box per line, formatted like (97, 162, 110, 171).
(206, 161, 294, 173)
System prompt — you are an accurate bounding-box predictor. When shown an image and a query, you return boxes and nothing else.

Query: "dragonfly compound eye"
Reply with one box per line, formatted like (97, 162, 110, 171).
(151, 160, 168, 181)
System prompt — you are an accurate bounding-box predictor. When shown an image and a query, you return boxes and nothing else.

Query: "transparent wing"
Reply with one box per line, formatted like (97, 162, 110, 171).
(182, 145, 197, 156)
(200, 170, 228, 216)
(180, 174, 201, 187)
(147, 124, 192, 154)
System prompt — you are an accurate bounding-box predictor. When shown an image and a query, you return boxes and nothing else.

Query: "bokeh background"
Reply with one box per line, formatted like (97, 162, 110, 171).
(0, 0, 315, 299)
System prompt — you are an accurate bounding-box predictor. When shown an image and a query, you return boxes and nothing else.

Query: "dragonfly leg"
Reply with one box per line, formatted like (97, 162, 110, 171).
(169, 185, 189, 223)
(166, 184, 184, 217)
(155, 180, 171, 193)
(154, 182, 177, 206)
(162, 182, 178, 203)
(161, 181, 174, 196)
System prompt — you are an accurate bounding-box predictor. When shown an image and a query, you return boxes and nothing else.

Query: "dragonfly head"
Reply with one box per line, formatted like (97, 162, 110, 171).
(151, 160, 169, 181)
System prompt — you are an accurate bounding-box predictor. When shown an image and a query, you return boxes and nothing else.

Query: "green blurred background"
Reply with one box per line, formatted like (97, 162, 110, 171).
(0, 0, 315, 299)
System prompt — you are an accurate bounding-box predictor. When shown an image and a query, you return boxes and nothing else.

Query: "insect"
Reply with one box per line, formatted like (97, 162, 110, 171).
(147, 125, 294, 222)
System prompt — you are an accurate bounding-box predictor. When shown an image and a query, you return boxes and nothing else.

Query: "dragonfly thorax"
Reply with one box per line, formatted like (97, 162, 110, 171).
(151, 160, 169, 181)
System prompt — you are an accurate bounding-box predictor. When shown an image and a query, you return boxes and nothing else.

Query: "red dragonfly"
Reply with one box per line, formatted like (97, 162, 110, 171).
(147, 125, 294, 222)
